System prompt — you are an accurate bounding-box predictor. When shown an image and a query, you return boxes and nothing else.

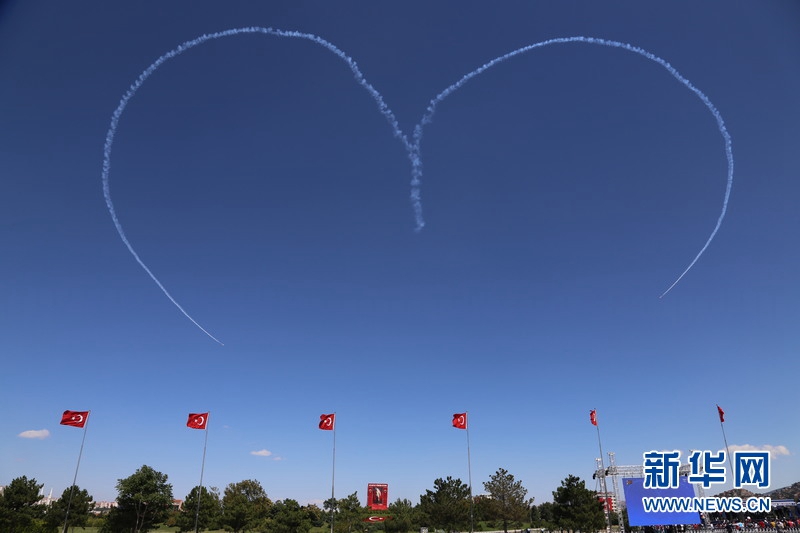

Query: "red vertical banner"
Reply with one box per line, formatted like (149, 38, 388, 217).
(367, 483, 388, 510)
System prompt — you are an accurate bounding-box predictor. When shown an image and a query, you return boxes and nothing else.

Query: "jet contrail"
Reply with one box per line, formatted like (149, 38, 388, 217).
(102, 27, 411, 345)
(412, 36, 733, 297)
(103, 29, 732, 342)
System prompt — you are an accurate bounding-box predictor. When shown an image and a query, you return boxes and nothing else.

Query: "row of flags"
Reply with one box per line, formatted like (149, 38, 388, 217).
(63, 406, 727, 432)
(320, 413, 469, 430)
(61, 411, 213, 430)
(60, 411, 467, 432)
(588, 405, 727, 426)
(60, 411, 213, 430)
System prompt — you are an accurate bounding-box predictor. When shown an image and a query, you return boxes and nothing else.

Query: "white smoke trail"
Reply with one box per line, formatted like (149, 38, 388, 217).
(102, 27, 412, 344)
(104, 30, 732, 342)
(411, 36, 733, 297)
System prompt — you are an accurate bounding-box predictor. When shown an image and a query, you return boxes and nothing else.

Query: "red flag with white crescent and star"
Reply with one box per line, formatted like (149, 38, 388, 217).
(60, 410, 89, 428)
(716, 405, 725, 423)
(363, 516, 391, 522)
(187, 412, 208, 430)
(590, 409, 598, 426)
(319, 413, 335, 430)
(452, 412, 467, 430)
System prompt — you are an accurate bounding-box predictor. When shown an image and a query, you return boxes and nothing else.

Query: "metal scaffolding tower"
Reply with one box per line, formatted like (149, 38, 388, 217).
(595, 457, 612, 533)
(593, 452, 706, 530)
(608, 452, 624, 533)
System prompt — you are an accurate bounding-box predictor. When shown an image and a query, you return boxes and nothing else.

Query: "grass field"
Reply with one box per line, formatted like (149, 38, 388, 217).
(68, 521, 528, 532)
(68, 526, 521, 533)
(68, 527, 351, 533)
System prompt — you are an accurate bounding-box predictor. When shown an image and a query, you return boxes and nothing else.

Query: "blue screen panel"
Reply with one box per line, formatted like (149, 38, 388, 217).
(622, 477, 700, 526)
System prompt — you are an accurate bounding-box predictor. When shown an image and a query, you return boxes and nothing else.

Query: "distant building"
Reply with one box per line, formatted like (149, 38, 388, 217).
(38, 488, 57, 506)
(596, 491, 616, 513)
(92, 501, 119, 514)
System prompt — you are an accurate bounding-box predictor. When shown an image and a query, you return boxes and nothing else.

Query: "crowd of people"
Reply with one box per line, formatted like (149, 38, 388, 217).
(713, 518, 799, 531)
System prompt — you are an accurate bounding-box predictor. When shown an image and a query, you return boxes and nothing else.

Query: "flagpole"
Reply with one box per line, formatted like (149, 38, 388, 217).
(62, 411, 90, 533)
(592, 409, 611, 533)
(330, 413, 336, 533)
(194, 415, 209, 533)
(717, 405, 734, 478)
(465, 414, 474, 533)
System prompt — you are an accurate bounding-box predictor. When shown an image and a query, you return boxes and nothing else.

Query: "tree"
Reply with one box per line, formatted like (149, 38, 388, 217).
(0, 475, 45, 533)
(44, 485, 94, 531)
(101, 464, 174, 533)
(271, 498, 314, 533)
(220, 479, 272, 532)
(332, 492, 363, 533)
(174, 485, 222, 532)
(323, 497, 338, 532)
(551, 475, 605, 533)
(418, 476, 471, 533)
(303, 503, 324, 527)
(483, 468, 534, 533)
(531, 502, 552, 529)
(472, 494, 492, 523)
(385, 498, 420, 533)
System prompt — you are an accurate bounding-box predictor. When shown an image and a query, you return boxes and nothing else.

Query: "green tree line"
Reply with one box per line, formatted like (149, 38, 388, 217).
(1, 466, 607, 533)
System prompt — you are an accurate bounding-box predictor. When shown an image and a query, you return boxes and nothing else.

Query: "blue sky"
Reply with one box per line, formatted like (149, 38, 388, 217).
(1, 1, 798, 507)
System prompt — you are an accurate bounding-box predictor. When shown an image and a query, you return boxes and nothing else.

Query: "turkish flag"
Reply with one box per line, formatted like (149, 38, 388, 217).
(452, 412, 467, 430)
(319, 413, 335, 430)
(590, 409, 598, 426)
(60, 410, 89, 428)
(187, 412, 208, 430)
(717, 405, 725, 423)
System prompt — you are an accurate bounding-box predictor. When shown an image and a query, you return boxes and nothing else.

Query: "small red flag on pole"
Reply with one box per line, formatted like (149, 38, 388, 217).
(319, 413, 335, 430)
(60, 410, 91, 533)
(60, 410, 89, 428)
(187, 413, 208, 429)
(589, 409, 598, 426)
(452, 412, 467, 429)
(716, 405, 725, 423)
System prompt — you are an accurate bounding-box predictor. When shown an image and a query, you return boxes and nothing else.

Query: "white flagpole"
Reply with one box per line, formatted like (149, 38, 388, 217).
(717, 405, 734, 477)
(194, 413, 209, 533)
(62, 411, 90, 533)
(465, 413, 474, 533)
(592, 409, 611, 533)
(330, 413, 336, 533)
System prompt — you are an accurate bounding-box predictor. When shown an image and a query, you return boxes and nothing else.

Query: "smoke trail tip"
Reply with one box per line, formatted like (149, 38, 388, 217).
(203, 331, 225, 346)
(658, 284, 677, 299)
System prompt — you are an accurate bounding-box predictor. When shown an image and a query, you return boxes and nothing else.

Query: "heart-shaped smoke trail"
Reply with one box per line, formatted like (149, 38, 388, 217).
(102, 28, 733, 344)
